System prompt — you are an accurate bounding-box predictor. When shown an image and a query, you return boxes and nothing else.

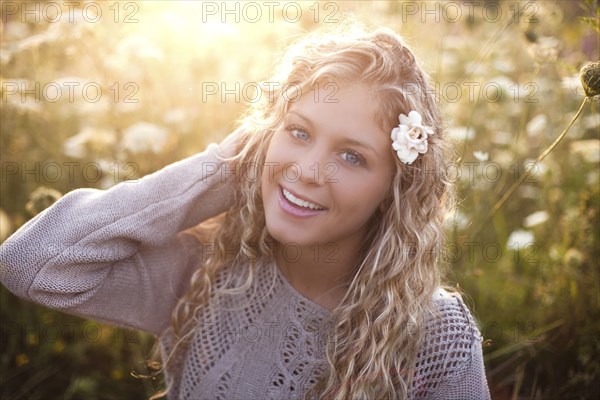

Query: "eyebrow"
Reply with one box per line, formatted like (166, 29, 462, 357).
(287, 111, 381, 157)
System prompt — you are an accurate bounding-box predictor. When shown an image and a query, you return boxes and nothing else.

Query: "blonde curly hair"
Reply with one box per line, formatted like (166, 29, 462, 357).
(154, 21, 455, 400)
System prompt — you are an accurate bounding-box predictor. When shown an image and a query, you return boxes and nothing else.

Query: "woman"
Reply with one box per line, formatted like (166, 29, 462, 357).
(0, 23, 491, 399)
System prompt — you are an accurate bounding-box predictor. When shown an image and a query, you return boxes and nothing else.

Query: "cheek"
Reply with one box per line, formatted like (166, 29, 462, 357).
(262, 135, 293, 179)
(342, 168, 391, 213)
(266, 133, 291, 162)
(261, 136, 287, 190)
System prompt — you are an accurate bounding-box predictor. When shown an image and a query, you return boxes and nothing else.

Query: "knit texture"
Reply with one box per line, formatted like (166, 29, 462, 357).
(0, 137, 491, 399)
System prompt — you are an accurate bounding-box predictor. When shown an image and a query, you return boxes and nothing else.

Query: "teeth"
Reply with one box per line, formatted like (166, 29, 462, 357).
(283, 188, 324, 210)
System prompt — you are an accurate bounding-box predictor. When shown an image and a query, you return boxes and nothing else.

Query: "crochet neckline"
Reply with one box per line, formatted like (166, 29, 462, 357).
(269, 259, 450, 316)
(271, 259, 333, 317)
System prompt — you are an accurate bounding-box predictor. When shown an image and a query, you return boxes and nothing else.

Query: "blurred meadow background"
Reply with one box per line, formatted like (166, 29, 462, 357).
(1, 0, 599, 398)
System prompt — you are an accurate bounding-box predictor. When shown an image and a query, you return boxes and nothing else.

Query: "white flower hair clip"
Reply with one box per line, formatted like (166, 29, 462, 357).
(390, 111, 435, 164)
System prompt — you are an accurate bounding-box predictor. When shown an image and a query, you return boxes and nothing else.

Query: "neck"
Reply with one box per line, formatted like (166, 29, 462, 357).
(273, 234, 365, 311)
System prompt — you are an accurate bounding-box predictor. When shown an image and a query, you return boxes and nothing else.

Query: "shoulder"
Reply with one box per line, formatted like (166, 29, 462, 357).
(424, 287, 483, 360)
(430, 287, 480, 332)
(410, 288, 490, 399)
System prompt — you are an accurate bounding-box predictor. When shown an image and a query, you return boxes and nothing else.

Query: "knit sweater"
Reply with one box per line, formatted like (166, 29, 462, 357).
(0, 139, 491, 400)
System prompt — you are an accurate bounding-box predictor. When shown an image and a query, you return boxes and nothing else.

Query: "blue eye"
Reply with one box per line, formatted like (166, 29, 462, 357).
(288, 126, 309, 141)
(341, 151, 365, 166)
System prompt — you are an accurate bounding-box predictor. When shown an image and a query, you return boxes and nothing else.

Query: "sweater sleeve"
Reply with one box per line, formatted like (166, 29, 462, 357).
(412, 293, 491, 400)
(0, 134, 239, 336)
(431, 333, 491, 400)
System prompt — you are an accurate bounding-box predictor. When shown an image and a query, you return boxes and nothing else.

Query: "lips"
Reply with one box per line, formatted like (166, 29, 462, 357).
(281, 186, 326, 210)
(277, 185, 328, 218)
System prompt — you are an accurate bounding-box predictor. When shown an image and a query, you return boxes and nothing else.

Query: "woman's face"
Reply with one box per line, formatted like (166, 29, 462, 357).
(261, 83, 395, 248)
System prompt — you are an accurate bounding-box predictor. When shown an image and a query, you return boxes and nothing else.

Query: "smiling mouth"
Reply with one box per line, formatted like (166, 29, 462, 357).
(280, 186, 327, 211)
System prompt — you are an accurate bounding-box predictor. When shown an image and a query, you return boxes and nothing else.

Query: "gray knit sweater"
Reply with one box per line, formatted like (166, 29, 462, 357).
(0, 140, 491, 399)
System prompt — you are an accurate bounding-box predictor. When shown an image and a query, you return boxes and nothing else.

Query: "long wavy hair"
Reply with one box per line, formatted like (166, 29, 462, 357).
(153, 21, 455, 400)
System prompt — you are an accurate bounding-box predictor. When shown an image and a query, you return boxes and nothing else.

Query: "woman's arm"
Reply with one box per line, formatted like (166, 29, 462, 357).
(0, 128, 243, 336)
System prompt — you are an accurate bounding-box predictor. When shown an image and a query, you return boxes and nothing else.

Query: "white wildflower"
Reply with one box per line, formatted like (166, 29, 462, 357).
(507, 230, 535, 251)
(493, 59, 514, 73)
(63, 127, 117, 159)
(447, 126, 475, 141)
(473, 151, 489, 162)
(526, 114, 548, 137)
(570, 140, 600, 163)
(121, 122, 168, 154)
(489, 76, 516, 101)
(583, 115, 600, 130)
(492, 131, 512, 146)
(561, 75, 585, 97)
(163, 108, 187, 125)
(523, 211, 549, 228)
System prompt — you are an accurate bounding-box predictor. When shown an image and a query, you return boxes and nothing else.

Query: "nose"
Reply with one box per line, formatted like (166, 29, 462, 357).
(291, 146, 332, 186)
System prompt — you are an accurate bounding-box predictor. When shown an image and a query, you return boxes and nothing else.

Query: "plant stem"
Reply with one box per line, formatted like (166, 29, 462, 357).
(470, 97, 589, 237)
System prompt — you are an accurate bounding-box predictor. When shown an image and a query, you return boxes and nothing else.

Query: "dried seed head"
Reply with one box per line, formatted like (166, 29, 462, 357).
(580, 61, 600, 98)
(524, 30, 538, 43)
(25, 186, 62, 216)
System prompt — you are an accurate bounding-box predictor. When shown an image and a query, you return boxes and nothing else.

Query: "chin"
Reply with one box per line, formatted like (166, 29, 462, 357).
(265, 219, 303, 247)
(267, 218, 327, 250)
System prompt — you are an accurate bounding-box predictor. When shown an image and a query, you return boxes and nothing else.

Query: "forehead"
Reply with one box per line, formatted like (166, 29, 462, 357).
(287, 83, 388, 144)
